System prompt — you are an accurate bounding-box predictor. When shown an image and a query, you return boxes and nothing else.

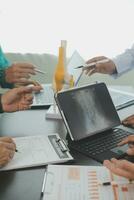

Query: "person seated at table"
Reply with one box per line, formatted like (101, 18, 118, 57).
(0, 45, 39, 88)
(0, 84, 41, 167)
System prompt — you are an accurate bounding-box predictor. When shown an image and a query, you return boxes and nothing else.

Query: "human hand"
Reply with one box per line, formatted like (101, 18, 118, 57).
(85, 56, 116, 76)
(104, 158, 134, 180)
(0, 137, 16, 167)
(5, 62, 36, 85)
(1, 85, 42, 112)
(118, 135, 134, 156)
(122, 115, 134, 127)
(15, 80, 41, 87)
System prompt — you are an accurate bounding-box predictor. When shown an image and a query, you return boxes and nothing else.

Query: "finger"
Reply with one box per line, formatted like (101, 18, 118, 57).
(18, 104, 31, 111)
(8, 72, 31, 79)
(88, 68, 97, 76)
(0, 142, 16, 151)
(17, 73, 31, 79)
(30, 85, 42, 92)
(122, 115, 134, 121)
(122, 115, 134, 126)
(17, 68, 36, 75)
(24, 95, 33, 101)
(9, 150, 15, 159)
(122, 119, 134, 125)
(111, 158, 134, 173)
(12, 78, 31, 84)
(13, 62, 35, 69)
(16, 86, 42, 97)
(0, 137, 15, 144)
(21, 99, 33, 106)
(118, 135, 134, 146)
(86, 56, 106, 64)
(0, 158, 11, 167)
(85, 68, 96, 76)
(103, 160, 133, 179)
(27, 80, 41, 86)
(127, 147, 134, 155)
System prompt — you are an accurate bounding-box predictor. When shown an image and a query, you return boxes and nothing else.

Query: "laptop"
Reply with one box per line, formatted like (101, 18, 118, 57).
(55, 82, 133, 163)
(31, 51, 85, 109)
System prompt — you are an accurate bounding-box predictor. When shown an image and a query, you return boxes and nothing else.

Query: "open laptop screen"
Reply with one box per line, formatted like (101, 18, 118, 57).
(56, 83, 121, 141)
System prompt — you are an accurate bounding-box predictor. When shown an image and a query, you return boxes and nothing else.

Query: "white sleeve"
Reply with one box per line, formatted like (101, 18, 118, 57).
(112, 44, 134, 78)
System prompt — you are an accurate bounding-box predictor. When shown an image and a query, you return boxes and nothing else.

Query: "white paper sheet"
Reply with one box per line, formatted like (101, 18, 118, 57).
(43, 165, 134, 200)
(0, 135, 73, 171)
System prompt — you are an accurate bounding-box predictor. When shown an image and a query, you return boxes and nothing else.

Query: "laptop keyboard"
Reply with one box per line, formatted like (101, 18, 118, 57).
(70, 128, 131, 156)
(33, 85, 54, 105)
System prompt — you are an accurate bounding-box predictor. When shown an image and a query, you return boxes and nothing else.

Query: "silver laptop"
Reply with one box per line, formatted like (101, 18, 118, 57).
(31, 51, 85, 109)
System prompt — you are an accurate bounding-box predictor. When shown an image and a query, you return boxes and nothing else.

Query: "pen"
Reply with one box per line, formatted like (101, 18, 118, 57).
(75, 58, 110, 70)
(41, 167, 48, 197)
(74, 70, 84, 86)
(34, 68, 46, 74)
(98, 180, 134, 186)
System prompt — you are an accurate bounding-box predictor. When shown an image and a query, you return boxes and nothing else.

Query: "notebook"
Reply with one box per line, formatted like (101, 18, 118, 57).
(31, 51, 85, 109)
(42, 165, 134, 200)
(0, 134, 73, 171)
(55, 82, 133, 163)
(31, 83, 54, 109)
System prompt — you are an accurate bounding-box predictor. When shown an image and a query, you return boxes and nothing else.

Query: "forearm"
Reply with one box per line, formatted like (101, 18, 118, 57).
(112, 44, 134, 78)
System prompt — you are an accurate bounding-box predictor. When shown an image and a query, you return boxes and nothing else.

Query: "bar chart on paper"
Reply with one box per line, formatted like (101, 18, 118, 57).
(43, 165, 134, 200)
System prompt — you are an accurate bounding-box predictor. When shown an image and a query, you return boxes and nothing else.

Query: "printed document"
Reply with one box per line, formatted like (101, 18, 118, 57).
(43, 165, 134, 200)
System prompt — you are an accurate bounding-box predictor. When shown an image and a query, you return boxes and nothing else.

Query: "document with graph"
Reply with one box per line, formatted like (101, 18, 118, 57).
(43, 165, 134, 200)
(0, 134, 73, 171)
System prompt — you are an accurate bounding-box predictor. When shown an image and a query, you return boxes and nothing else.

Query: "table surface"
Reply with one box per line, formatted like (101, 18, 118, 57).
(0, 85, 134, 200)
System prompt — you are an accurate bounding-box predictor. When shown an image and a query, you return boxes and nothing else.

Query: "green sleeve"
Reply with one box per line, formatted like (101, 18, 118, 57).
(0, 46, 14, 88)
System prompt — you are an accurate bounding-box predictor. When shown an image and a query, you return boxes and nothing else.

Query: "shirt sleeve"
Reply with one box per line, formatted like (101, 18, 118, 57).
(0, 46, 10, 69)
(112, 44, 134, 78)
(0, 46, 14, 88)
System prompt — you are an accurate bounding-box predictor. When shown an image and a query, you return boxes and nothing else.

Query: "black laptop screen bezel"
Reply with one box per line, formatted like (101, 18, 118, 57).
(55, 83, 121, 141)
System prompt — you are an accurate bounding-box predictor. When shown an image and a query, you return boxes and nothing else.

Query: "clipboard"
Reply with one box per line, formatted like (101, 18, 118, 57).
(0, 134, 73, 171)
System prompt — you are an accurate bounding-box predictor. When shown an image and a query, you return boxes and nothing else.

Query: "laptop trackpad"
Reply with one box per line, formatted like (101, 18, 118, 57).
(111, 144, 128, 156)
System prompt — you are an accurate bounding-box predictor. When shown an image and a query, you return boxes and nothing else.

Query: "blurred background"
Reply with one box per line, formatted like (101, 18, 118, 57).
(0, 0, 134, 85)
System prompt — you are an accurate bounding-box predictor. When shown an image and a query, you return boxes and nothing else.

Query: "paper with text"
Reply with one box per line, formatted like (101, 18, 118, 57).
(0, 135, 73, 171)
(43, 165, 134, 200)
